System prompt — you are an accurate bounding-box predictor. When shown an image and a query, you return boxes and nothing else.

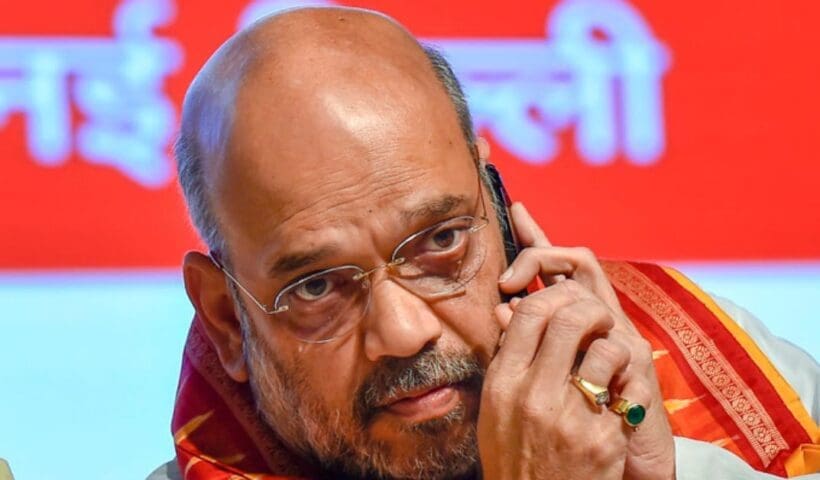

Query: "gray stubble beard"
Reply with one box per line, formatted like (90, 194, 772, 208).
(237, 303, 482, 480)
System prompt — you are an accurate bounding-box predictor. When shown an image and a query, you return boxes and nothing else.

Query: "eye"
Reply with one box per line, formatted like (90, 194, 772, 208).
(433, 229, 455, 248)
(293, 276, 334, 301)
(422, 226, 466, 252)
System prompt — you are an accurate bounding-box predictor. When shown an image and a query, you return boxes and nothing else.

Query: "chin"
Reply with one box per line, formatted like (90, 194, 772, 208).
(330, 396, 480, 480)
(327, 416, 480, 480)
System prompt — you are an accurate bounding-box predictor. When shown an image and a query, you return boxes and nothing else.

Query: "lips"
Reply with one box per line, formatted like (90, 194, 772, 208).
(381, 383, 461, 421)
(380, 383, 449, 405)
(355, 350, 485, 426)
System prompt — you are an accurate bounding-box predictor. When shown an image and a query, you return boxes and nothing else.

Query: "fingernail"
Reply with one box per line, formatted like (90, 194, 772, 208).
(498, 266, 514, 283)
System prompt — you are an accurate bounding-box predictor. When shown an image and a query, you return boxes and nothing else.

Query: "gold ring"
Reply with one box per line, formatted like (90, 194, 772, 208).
(571, 375, 611, 407)
(610, 398, 647, 428)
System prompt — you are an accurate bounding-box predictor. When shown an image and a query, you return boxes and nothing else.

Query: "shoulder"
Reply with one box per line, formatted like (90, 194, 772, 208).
(146, 460, 182, 480)
(712, 295, 820, 420)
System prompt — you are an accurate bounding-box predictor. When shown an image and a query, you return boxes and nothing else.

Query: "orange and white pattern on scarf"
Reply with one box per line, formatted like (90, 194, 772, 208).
(604, 261, 818, 477)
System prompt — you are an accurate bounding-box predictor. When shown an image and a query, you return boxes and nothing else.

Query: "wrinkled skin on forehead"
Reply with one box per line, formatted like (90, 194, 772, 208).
(218, 11, 475, 263)
(181, 7, 508, 479)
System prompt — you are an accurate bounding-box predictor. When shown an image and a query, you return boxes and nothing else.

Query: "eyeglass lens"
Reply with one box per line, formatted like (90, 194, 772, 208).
(274, 216, 487, 342)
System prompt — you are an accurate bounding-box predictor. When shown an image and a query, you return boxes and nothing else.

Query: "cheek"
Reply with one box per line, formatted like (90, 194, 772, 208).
(434, 262, 503, 367)
(248, 319, 359, 417)
(468, 212, 511, 355)
(291, 340, 369, 412)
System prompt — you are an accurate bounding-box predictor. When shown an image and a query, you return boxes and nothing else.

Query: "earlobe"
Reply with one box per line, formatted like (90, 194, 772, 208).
(182, 251, 249, 383)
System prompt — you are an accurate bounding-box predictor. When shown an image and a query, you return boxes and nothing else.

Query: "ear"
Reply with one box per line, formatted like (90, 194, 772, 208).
(182, 251, 249, 383)
(476, 136, 491, 165)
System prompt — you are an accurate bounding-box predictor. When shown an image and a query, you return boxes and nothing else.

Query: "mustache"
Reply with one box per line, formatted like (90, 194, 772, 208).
(353, 346, 484, 426)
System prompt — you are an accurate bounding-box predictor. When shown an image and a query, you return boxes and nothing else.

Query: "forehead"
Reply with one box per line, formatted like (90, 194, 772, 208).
(212, 54, 476, 268)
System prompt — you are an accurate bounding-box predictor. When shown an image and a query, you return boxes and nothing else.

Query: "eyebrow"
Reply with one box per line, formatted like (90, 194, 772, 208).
(267, 194, 469, 277)
(268, 245, 338, 277)
(400, 194, 468, 224)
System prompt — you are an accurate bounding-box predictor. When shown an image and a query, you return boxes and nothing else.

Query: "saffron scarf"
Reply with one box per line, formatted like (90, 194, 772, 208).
(171, 261, 819, 479)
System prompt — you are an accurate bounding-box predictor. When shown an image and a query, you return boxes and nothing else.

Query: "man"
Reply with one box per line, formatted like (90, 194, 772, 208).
(0, 459, 13, 480)
(153, 6, 819, 480)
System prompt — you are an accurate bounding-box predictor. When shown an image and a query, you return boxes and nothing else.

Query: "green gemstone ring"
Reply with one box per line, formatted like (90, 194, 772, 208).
(610, 398, 646, 429)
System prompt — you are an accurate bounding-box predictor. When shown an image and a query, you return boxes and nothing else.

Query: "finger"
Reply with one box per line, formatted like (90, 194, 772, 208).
(603, 334, 658, 433)
(531, 282, 616, 379)
(510, 202, 552, 248)
(607, 332, 656, 393)
(498, 246, 575, 293)
(509, 296, 522, 309)
(490, 283, 580, 373)
(493, 303, 512, 351)
(507, 202, 570, 287)
(610, 376, 654, 434)
(493, 299, 524, 351)
(499, 246, 605, 292)
(499, 246, 623, 318)
(574, 337, 631, 392)
(494, 302, 513, 330)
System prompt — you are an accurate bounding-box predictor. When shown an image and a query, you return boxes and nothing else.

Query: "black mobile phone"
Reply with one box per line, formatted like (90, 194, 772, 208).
(484, 163, 528, 300)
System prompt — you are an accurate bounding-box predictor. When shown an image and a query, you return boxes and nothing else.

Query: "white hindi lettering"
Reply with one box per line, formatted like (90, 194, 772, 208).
(427, 0, 671, 166)
(1, 0, 669, 187)
(0, 0, 182, 187)
(242, 0, 671, 167)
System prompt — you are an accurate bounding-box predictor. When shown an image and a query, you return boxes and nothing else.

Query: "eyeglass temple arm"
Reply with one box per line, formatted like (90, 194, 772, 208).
(208, 251, 288, 315)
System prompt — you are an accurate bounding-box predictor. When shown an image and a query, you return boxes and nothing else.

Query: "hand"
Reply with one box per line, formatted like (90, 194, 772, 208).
(477, 203, 675, 480)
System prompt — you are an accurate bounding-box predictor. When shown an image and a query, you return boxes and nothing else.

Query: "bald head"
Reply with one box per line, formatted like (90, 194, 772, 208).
(176, 7, 475, 255)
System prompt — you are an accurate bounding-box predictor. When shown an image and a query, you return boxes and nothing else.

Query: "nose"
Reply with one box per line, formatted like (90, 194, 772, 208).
(362, 278, 443, 362)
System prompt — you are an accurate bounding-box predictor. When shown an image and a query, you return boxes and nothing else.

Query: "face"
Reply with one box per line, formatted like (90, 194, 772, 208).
(209, 44, 507, 480)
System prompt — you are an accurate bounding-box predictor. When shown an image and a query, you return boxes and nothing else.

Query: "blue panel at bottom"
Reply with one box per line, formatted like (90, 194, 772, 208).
(0, 271, 193, 480)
